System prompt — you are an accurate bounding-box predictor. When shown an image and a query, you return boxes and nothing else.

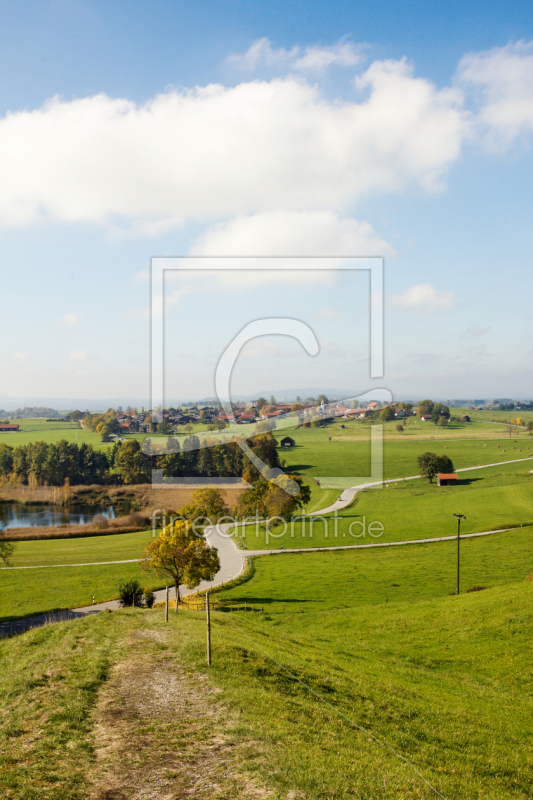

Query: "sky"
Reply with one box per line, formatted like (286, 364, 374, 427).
(0, 0, 532, 408)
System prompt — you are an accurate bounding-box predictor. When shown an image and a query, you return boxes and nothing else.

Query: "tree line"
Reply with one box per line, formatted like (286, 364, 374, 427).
(0, 432, 282, 487)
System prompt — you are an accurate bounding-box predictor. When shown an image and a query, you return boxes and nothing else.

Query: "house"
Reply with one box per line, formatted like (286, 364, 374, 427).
(0, 423, 19, 431)
(367, 401, 379, 410)
(420, 415, 432, 422)
(280, 436, 295, 448)
(437, 473, 458, 486)
(395, 410, 406, 418)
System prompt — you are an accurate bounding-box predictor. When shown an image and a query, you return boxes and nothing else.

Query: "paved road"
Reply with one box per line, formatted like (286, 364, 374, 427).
(2, 455, 531, 637)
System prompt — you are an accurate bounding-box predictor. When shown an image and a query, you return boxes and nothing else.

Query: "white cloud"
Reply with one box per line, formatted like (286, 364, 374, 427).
(68, 350, 89, 361)
(228, 37, 365, 71)
(63, 312, 80, 324)
(389, 283, 455, 314)
(457, 40, 533, 146)
(0, 42, 529, 234)
(187, 209, 394, 284)
(0, 62, 466, 230)
(12, 351, 30, 361)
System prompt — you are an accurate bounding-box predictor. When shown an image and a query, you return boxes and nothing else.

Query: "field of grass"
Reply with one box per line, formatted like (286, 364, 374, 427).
(242, 463, 533, 549)
(0, 529, 157, 621)
(275, 425, 533, 482)
(0, 574, 531, 798)
(223, 527, 533, 610)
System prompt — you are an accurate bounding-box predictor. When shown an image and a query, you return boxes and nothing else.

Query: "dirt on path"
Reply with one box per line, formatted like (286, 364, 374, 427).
(89, 626, 275, 800)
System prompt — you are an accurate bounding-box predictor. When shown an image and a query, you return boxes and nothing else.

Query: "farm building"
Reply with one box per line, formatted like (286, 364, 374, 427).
(437, 473, 458, 486)
(0, 423, 19, 431)
(280, 436, 295, 448)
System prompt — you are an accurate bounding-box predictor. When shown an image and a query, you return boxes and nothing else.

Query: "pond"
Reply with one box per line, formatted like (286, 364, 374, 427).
(0, 500, 133, 529)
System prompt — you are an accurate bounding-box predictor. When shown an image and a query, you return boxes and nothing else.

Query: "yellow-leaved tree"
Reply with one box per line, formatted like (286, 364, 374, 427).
(141, 519, 220, 611)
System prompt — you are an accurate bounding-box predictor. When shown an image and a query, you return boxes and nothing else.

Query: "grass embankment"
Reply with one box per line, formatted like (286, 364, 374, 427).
(244, 463, 533, 549)
(1, 579, 531, 798)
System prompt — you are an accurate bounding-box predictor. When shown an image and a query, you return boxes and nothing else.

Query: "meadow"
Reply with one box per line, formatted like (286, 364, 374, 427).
(0, 529, 155, 621)
(242, 462, 533, 549)
(0, 573, 531, 798)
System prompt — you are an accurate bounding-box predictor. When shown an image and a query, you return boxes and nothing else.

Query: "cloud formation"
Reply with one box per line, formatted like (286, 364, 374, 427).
(389, 283, 455, 314)
(457, 40, 533, 146)
(227, 37, 365, 71)
(64, 312, 80, 324)
(0, 41, 529, 235)
(0, 60, 465, 230)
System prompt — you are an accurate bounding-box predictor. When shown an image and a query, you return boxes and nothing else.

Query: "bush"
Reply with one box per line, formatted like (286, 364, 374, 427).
(92, 514, 108, 530)
(525, 572, 533, 583)
(466, 586, 488, 593)
(143, 587, 155, 608)
(118, 578, 144, 607)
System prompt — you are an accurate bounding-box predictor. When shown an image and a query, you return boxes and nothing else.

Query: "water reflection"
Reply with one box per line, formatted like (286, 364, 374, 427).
(0, 501, 132, 529)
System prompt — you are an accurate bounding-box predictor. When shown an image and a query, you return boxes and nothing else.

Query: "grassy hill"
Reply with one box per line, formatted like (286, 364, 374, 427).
(0, 577, 531, 798)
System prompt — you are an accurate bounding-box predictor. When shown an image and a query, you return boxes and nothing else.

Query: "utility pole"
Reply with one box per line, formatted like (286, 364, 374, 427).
(206, 591, 211, 666)
(165, 586, 169, 622)
(453, 514, 466, 594)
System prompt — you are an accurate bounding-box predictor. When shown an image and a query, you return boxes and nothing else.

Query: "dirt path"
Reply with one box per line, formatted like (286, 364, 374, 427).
(89, 626, 273, 800)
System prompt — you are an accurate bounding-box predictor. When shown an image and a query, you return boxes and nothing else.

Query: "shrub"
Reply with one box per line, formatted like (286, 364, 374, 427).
(92, 514, 108, 530)
(525, 572, 533, 583)
(118, 578, 144, 607)
(143, 587, 155, 608)
(466, 586, 488, 593)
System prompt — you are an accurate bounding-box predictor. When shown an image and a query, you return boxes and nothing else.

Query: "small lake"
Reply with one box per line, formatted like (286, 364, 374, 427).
(0, 501, 133, 529)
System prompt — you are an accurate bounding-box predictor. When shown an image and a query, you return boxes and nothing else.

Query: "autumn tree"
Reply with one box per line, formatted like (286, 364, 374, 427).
(379, 406, 395, 422)
(179, 487, 229, 525)
(141, 520, 220, 610)
(417, 452, 454, 483)
(255, 397, 268, 412)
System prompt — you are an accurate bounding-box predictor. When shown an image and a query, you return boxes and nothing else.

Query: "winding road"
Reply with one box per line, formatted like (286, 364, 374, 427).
(1, 455, 532, 637)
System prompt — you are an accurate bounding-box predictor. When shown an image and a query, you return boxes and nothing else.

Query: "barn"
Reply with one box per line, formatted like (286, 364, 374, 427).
(0, 424, 19, 432)
(437, 473, 458, 486)
(280, 436, 295, 448)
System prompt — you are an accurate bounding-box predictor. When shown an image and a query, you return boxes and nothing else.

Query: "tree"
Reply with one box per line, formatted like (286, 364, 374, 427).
(179, 487, 229, 524)
(234, 474, 310, 521)
(114, 440, 151, 484)
(291, 403, 304, 412)
(437, 416, 448, 427)
(379, 406, 395, 422)
(527, 422, 533, 434)
(141, 520, 220, 610)
(396, 424, 404, 433)
(269, 395, 277, 407)
(0, 521, 15, 566)
(256, 397, 268, 412)
(417, 400, 434, 418)
(68, 410, 83, 421)
(417, 452, 454, 483)
(316, 394, 329, 407)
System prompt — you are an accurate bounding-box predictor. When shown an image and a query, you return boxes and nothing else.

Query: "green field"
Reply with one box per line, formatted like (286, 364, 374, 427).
(223, 526, 533, 609)
(0, 529, 156, 621)
(1, 576, 531, 798)
(242, 462, 533, 549)
(274, 425, 533, 482)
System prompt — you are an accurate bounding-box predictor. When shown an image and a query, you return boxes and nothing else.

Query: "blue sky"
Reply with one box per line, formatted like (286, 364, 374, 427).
(0, 0, 532, 406)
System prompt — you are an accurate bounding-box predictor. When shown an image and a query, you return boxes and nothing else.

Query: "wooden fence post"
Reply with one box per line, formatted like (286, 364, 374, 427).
(206, 591, 211, 666)
(165, 586, 169, 623)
